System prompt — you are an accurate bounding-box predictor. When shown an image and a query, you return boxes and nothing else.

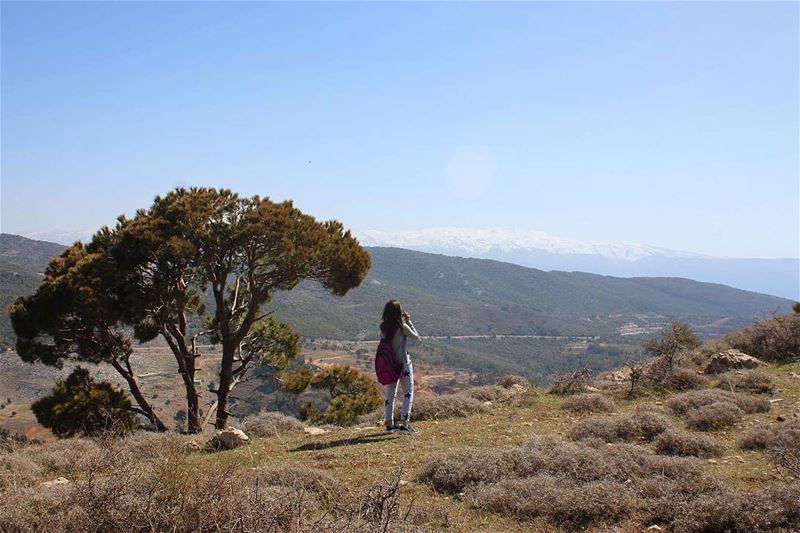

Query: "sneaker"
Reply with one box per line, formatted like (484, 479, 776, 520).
(397, 424, 417, 435)
(386, 424, 400, 433)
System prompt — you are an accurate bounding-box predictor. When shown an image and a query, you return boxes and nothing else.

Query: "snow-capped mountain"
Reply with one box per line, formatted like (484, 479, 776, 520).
(356, 227, 798, 300)
(357, 227, 704, 261)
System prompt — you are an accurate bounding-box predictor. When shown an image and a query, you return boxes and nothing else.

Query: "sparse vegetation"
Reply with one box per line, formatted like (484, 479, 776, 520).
(560, 393, 615, 414)
(569, 409, 673, 443)
(725, 312, 800, 363)
(685, 402, 743, 431)
(548, 367, 592, 395)
(653, 429, 725, 458)
(242, 411, 306, 438)
(667, 389, 770, 416)
(738, 420, 800, 476)
(412, 393, 490, 421)
(715, 369, 775, 395)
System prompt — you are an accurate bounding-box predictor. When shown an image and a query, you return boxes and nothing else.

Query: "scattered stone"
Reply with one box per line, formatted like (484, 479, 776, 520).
(42, 477, 70, 487)
(705, 349, 763, 374)
(208, 427, 250, 450)
(585, 386, 601, 392)
(185, 440, 202, 452)
(483, 401, 493, 407)
(303, 427, 328, 436)
(707, 459, 718, 464)
(769, 398, 784, 404)
(647, 526, 663, 531)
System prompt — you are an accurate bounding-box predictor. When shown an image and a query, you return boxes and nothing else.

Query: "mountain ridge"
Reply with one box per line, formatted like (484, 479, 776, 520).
(356, 227, 799, 299)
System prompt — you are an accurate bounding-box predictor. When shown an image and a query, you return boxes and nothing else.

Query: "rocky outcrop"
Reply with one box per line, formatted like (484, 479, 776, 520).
(705, 349, 763, 374)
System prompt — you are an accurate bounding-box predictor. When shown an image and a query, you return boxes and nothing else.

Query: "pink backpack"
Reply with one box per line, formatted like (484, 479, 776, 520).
(375, 337, 402, 385)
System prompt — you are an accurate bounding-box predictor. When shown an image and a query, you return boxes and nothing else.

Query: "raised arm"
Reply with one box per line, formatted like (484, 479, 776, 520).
(401, 319, 420, 340)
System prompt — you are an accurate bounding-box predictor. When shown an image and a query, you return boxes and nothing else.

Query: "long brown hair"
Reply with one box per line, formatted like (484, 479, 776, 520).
(380, 299, 403, 338)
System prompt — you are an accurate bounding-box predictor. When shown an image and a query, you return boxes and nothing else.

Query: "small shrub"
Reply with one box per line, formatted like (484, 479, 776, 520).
(685, 402, 743, 431)
(249, 463, 341, 504)
(412, 394, 490, 421)
(674, 484, 800, 533)
(661, 367, 709, 391)
(31, 367, 135, 438)
(667, 389, 770, 416)
(739, 420, 800, 476)
(569, 411, 673, 443)
(497, 374, 530, 389)
(725, 312, 800, 363)
(466, 475, 636, 529)
(654, 429, 725, 458)
(738, 424, 774, 450)
(715, 370, 775, 395)
(464, 385, 509, 402)
(560, 393, 615, 414)
(243, 411, 305, 438)
(0, 453, 43, 490)
(548, 368, 592, 395)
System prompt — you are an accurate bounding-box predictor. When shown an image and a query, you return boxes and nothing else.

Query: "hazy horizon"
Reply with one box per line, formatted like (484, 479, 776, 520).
(2, 2, 798, 259)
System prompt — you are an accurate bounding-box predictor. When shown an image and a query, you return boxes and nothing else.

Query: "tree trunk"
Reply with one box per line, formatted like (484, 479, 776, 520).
(182, 353, 202, 433)
(214, 341, 235, 429)
(110, 359, 167, 431)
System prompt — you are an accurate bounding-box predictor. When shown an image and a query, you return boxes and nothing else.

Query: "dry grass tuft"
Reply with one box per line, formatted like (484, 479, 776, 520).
(653, 429, 725, 458)
(560, 393, 615, 414)
(715, 370, 775, 395)
(685, 402, 743, 431)
(412, 394, 490, 421)
(242, 411, 306, 438)
(0, 453, 43, 491)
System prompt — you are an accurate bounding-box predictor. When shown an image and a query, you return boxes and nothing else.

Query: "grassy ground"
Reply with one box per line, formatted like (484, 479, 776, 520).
(184, 361, 799, 532)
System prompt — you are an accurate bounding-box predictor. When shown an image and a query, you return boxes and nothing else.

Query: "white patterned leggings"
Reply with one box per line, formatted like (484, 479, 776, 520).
(384, 353, 414, 425)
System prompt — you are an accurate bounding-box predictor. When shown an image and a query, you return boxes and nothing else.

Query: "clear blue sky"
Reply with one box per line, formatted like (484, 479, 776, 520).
(1, 1, 798, 258)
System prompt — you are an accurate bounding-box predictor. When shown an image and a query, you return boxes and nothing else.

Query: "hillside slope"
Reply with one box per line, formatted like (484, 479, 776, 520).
(0, 235, 793, 347)
(270, 247, 792, 339)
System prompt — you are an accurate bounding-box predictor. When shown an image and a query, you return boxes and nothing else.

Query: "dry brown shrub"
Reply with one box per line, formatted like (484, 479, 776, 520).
(725, 312, 800, 363)
(415, 447, 527, 493)
(466, 475, 636, 529)
(658, 367, 709, 391)
(667, 389, 770, 416)
(248, 463, 342, 504)
(685, 402, 743, 431)
(18, 437, 106, 478)
(560, 393, 615, 414)
(569, 411, 673, 443)
(548, 368, 592, 395)
(715, 370, 775, 395)
(464, 385, 510, 402)
(0, 438, 423, 533)
(243, 411, 306, 438)
(412, 394, 490, 421)
(654, 429, 725, 458)
(739, 420, 800, 476)
(0, 453, 43, 490)
(497, 374, 531, 389)
(738, 424, 774, 450)
(673, 483, 800, 533)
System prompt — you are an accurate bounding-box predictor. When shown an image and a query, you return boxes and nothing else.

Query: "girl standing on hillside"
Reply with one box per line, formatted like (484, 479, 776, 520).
(381, 299, 420, 434)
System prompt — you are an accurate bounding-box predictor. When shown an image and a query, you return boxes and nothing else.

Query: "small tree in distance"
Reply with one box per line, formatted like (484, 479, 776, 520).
(644, 322, 700, 371)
